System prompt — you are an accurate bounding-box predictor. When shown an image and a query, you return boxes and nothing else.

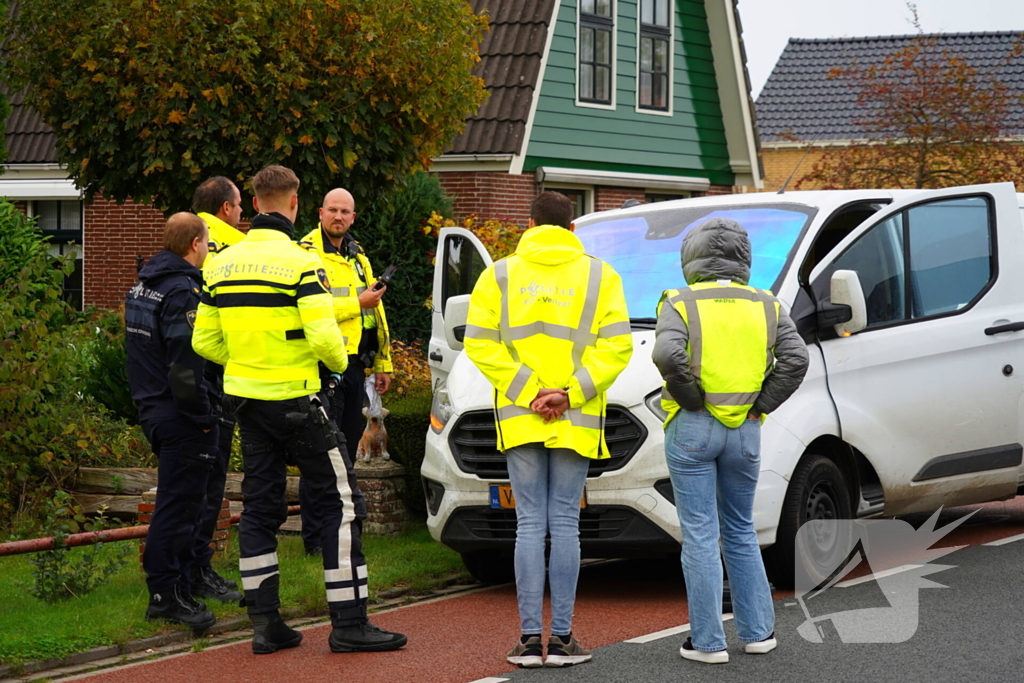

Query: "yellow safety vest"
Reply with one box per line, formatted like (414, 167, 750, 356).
(464, 226, 633, 459)
(192, 227, 348, 400)
(197, 212, 246, 271)
(658, 281, 780, 429)
(299, 226, 392, 374)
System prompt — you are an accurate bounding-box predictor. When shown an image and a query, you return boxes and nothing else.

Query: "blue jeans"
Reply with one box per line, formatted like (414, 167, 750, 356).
(506, 443, 590, 636)
(665, 410, 775, 651)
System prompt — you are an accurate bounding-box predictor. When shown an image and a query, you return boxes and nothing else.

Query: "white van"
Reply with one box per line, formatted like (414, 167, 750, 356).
(422, 183, 1024, 587)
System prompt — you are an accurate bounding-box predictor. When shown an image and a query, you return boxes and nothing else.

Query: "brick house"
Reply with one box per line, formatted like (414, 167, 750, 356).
(2, 0, 762, 310)
(755, 32, 1024, 192)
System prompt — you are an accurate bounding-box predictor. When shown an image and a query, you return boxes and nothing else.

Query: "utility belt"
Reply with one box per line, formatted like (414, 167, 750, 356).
(230, 393, 346, 460)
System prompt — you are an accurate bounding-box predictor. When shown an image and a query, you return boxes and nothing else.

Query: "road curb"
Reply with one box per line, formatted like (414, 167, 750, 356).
(0, 576, 481, 683)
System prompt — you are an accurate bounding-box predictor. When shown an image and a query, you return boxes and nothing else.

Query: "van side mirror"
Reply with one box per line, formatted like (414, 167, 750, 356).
(828, 269, 867, 336)
(444, 294, 472, 351)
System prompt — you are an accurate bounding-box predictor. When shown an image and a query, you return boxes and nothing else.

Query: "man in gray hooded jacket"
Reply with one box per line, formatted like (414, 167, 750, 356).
(652, 217, 808, 665)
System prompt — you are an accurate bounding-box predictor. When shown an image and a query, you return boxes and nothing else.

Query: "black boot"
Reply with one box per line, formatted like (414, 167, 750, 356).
(251, 611, 303, 655)
(192, 565, 243, 603)
(328, 615, 407, 653)
(146, 586, 216, 632)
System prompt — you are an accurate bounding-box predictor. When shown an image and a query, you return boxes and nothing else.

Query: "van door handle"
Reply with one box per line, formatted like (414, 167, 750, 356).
(430, 351, 443, 362)
(985, 322, 1024, 335)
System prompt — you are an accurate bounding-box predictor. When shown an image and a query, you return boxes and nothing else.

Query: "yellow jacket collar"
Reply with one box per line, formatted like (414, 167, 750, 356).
(197, 212, 246, 241)
(515, 225, 584, 266)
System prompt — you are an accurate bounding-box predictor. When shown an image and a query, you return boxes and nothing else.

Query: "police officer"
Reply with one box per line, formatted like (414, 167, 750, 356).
(464, 191, 633, 667)
(652, 217, 808, 663)
(192, 166, 406, 655)
(188, 176, 247, 603)
(126, 213, 220, 631)
(297, 188, 393, 555)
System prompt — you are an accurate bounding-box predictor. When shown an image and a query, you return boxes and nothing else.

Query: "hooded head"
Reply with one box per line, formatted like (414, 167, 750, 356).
(680, 217, 752, 285)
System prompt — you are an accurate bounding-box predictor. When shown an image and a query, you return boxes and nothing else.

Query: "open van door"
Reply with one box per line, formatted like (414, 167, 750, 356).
(428, 228, 493, 388)
(808, 182, 1024, 515)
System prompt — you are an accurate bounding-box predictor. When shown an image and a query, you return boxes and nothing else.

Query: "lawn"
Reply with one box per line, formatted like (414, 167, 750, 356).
(0, 523, 468, 667)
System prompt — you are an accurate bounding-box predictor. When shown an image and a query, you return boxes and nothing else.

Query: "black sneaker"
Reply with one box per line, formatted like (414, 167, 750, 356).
(328, 621, 407, 652)
(251, 611, 304, 655)
(192, 565, 243, 603)
(146, 586, 216, 632)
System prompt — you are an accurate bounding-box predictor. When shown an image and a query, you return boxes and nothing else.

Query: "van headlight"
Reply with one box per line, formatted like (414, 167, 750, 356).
(430, 379, 455, 433)
(645, 388, 668, 421)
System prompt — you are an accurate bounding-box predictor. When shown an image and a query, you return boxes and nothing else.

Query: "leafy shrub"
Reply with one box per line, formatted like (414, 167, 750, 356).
(357, 172, 453, 342)
(384, 390, 432, 519)
(24, 491, 131, 603)
(0, 199, 46, 283)
(80, 307, 137, 424)
(388, 340, 432, 397)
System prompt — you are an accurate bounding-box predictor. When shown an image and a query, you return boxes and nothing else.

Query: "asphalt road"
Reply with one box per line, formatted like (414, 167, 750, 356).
(50, 497, 1024, 683)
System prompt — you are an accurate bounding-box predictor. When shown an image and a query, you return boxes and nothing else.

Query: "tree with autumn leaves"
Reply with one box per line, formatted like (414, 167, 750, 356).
(797, 32, 1024, 190)
(2, 0, 488, 218)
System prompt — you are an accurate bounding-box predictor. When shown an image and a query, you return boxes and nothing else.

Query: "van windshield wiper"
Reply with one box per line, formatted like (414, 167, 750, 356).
(630, 318, 656, 330)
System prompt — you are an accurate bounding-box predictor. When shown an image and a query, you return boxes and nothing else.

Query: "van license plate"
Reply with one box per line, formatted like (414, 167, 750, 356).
(489, 484, 586, 509)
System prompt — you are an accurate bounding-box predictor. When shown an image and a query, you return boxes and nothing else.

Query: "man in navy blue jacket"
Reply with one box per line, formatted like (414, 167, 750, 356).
(126, 213, 237, 630)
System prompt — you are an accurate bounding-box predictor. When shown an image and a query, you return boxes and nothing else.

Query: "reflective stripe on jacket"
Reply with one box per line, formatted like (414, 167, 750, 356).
(464, 225, 632, 459)
(656, 281, 780, 428)
(299, 225, 392, 373)
(192, 219, 348, 400)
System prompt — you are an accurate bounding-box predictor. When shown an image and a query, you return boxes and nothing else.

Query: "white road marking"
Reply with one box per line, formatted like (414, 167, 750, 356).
(468, 679, 509, 683)
(984, 532, 1024, 546)
(835, 564, 922, 588)
(626, 615, 734, 643)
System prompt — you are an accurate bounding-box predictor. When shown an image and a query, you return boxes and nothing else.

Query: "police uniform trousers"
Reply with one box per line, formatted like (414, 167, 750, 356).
(299, 355, 367, 552)
(141, 419, 220, 597)
(192, 416, 233, 567)
(235, 393, 369, 625)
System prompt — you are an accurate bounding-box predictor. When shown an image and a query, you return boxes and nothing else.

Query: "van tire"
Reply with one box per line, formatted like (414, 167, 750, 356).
(460, 550, 515, 585)
(766, 454, 852, 590)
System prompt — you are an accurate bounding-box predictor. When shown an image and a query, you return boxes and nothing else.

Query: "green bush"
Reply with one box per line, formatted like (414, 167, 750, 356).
(80, 308, 137, 425)
(356, 172, 453, 342)
(384, 389, 432, 519)
(0, 198, 46, 283)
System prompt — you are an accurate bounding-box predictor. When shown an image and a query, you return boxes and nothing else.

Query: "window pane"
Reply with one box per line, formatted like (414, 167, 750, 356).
(582, 0, 595, 14)
(654, 38, 668, 72)
(830, 214, 906, 327)
(640, 36, 652, 70)
(37, 201, 60, 232)
(596, 0, 612, 17)
(908, 196, 992, 318)
(60, 200, 82, 232)
(596, 65, 610, 102)
(596, 28, 610, 64)
(639, 72, 652, 106)
(580, 64, 594, 99)
(653, 74, 667, 108)
(641, 0, 653, 24)
(581, 27, 594, 62)
(656, 0, 670, 27)
(442, 235, 487, 315)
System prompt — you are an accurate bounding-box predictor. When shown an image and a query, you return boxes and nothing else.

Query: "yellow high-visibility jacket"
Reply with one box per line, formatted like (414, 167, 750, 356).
(464, 225, 633, 459)
(197, 212, 246, 271)
(656, 281, 780, 428)
(192, 218, 348, 401)
(299, 226, 392, 374)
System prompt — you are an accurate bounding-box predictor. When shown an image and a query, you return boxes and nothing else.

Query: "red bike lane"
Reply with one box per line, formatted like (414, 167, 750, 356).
(62, 497, 1024, 683)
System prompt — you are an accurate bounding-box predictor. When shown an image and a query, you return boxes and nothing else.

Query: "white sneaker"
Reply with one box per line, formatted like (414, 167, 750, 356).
(745, 633, 777, 654)
(680, 637, 729, 664)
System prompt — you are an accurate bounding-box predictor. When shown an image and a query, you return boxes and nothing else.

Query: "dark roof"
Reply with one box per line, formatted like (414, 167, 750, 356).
(444, 0, 556, 156)
(756, 32, 1024, 143)
(4, 89, 57, 163)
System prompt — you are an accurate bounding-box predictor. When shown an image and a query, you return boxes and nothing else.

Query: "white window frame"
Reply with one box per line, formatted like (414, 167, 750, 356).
(635, 0, 674, 116)
(576, 0, 617, 111)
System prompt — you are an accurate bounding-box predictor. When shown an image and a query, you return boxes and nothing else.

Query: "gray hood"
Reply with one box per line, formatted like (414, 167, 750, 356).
(681, 217, 751, 285)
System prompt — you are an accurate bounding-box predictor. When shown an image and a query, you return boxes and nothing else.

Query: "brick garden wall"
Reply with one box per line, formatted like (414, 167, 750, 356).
(83, 197, 166, 310)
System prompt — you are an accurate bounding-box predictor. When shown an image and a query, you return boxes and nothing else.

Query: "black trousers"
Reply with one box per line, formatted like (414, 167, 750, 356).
(141, 419, 219, 597)
(193, 416, 233, 567)
(300, 356, 366, 551)
(235, 394, 368, 624)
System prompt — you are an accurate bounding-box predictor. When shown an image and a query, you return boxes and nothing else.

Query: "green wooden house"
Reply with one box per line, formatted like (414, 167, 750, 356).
(432, 0, 763, 223)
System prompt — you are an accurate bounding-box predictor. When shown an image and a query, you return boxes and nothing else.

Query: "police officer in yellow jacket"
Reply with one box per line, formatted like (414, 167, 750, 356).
(652, 217, 807, 664)
(296, 188, 393, 554)
(193, 166, 406, 655)
(464, 192, 632, 668)
(194, 176, 246, 262)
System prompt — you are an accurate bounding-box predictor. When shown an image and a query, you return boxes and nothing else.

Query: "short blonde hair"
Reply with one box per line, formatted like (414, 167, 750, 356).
(251, 165, 300, 202)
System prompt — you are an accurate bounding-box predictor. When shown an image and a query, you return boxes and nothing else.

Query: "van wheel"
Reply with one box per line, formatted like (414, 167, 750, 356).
(767, 454, 852, 590)
(460, 550, 515, 585)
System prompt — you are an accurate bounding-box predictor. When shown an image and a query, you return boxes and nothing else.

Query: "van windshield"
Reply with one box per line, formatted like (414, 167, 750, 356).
(574, 203, 816, 323)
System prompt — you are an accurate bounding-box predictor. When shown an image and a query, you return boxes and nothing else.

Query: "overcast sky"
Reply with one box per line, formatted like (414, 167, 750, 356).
(737, 0, 1024, 99)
